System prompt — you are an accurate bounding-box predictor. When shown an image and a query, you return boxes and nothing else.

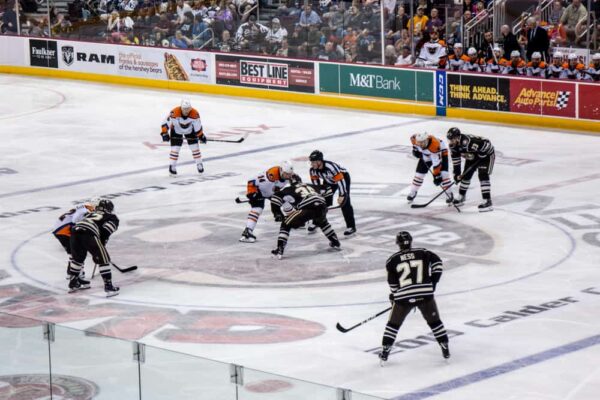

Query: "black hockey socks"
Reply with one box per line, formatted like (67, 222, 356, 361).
(382, 322, 400, 348)
(480, 179, 491, 200)
(98, 263, 112, 282)
(458, 179, 470, 196)
(428, 320, 449, 344)
(68, 260, 83, 277)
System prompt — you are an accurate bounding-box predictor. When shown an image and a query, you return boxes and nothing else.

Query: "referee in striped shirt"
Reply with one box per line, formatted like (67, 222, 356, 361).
(308, 150, 356, 236)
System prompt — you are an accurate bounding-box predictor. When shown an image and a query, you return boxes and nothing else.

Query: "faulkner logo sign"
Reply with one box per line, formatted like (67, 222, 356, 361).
(240, 60, 288, 87)
(29, 39, 58, 68)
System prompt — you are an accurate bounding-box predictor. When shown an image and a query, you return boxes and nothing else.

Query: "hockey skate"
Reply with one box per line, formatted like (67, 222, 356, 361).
(68, 276, 91, 293)
(271, 246, 284, 260)
(239, 228, 257, 243)
(445, 192, 454, 205)
(343, 227, 356, 236)
(379, 345, 391, 366)
(407, 191, 417, 203)
(307, 222, 317, 234)
(197, 162, 204, 173)
(329, 237, 341, 250)
(104, 282, 120, 298)
(452, 194, 465, 207)
(439, 341, 450, 359)
(478, 199, 493, 212)
(169, 165, 177, 176)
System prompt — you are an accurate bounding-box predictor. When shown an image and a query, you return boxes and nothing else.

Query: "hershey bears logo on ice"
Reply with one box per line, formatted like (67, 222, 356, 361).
(0, 374, 99, 399)
(61, 45, 74, 66)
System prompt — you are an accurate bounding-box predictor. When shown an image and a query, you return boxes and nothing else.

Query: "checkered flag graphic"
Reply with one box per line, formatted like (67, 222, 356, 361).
(556, 91, 571, 110)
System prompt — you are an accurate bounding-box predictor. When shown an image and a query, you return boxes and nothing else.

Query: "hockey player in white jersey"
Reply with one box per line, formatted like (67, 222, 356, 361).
(415, 35, 447, 69)
(160, 99, 207, 176)
(239, 161, 298, 243)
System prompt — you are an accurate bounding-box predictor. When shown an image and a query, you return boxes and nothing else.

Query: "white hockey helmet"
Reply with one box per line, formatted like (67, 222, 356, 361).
(280, 160, 294, 175)
(510, 50, 520, 58)
(593, 53, 600, 61)
(415, 132, 429, 143)
(88, 197, 101, 209)
(467, 47, 477, 56)
(553, 51, 563, 59)
(531, 51, 541, 60)
(453, 42, 463, 48)
(568, 53, 578, 61)
(181, 99, 192, 114)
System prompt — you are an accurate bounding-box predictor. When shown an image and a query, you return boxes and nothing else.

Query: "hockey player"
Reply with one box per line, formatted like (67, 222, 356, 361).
(446, 43, 469, 71)
(461, 47, 482, 72)
(309, 150, 356, 236)
(239, 161, 298, 243)
(379, 231, 449, 365)
(526, 51, 547, 77)
(160, 99, 207, 176)
(447, 127, 495, 212)
(68, 199, 120, 297)
(416, 30, 447, 69)
(561, 53, 585, 80)
(270, 180, 340, 259)
(502, 50, 526, 75)
(584, 53, 600, 81)
(485, 46, 508, 74)
(547, 51, 565, 79)
(407, 132, 453, 204)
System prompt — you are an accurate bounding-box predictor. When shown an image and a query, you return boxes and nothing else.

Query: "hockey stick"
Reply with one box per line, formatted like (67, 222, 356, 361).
(427, 168, 461, 213)
(336, 306, 392, 333)
(207, 134, 248, 143)
(92, 262, 138, 278)
(411, 159, 483, 209)
(236, 195, 342, 211)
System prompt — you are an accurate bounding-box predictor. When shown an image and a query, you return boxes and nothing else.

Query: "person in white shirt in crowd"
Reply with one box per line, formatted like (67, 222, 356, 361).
(395, 45, 414, 66)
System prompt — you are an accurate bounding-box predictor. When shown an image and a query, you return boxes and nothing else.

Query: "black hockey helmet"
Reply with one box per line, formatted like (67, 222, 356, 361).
(309, 150, 324, 162)
(447, 127, 461, 140)
(396, 231, 413, 250)
(96, 199, 114, 213)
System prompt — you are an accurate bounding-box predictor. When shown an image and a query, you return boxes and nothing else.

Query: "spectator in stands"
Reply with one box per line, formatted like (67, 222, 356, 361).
(345, 5, 361, 30)
(236, 14, 268, 52)
(276, 38, 289, 57)
(358, 5, 379, 33)
(266, 17, 288, 54)
(179, 11, 195, 40)
(382, 0, 396, 31)
(503, 50, 526, 75)
(357, 28, 377, 62)
(395, 45, 414, 66)
(426, 8, 444, 32)
(171, 29, 190, 48)
(560, 0, 588, 46)
(549, 0, 563, 25)
(213, 1, 234, 35)
(384, 44, 397, 65)
(478, 30, 495, 61)
(463, 10, 473, 25)
(192, 14, 211, 48)
(463, 0, 474, 14)
(176, 0, 193, 24)
(396, 6, 409, 34)
(318, 40, 341, 60)
(500, 24, 520, 59)
(408, 5, 428, 37)
(2, 1, 18, 34)
(217, 29, 235, 51)
(447, 21, 462, 46)
(486, 45, 508, 73)
(525, 17, 549, 61)
(307, 23, 322, 48)
(323, 4, 343, 38)
(474, 1, 488, 21)
(299, 4, 321, 29)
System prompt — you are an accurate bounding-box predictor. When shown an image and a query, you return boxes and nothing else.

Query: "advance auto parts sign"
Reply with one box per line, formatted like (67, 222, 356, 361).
(448, 73, 509, 111)
(510, 78, 576, 118)
(216, 54, 315, 93)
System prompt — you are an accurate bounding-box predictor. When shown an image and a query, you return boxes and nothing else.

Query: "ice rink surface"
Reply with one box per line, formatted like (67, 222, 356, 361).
(1, 74, 600, 400)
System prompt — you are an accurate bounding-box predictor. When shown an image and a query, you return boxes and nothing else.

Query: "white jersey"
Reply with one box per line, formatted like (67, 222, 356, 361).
(248, 166, 288, 198)
(52, 203, 94, 235)
(411, 135, 449, 174)
(416, 42, 447, 68)
(161, 106, 203, 136)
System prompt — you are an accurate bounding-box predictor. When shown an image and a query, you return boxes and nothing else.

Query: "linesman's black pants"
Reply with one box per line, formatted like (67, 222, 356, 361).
(324, 172, 355, 230)
(69, 228, 112, 282)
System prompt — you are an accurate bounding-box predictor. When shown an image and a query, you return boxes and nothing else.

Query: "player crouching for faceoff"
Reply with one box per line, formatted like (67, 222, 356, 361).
(269, 180, 340, 259)
(407, 132, 453, 204)
(240, 161, 299, 243)
(160, 99, 207, 176)
(68, 199, 120, 297)
(379, 231, 449, 365)
(446, 127, 495, 212)
(53, 198, 99, 278)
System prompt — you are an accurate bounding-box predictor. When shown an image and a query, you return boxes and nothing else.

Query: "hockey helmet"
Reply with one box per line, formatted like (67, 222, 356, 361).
(593, 53, 600, 61)
(96, 199, 114, 213)
(89, 197, 102, 208)
(510, 50, 520, 58)
(531, 51, 542, 60)
(467, 47, 477, 56)
(280, 160, 294, 175)
(181, 99, 192, 115)
(552, 51, 563, 59)
(396, 231, 413, 250)
(568, 53, 578, 61)
(447, 127, 461, 140)
(309, 150, 324, 162)
(415, 132, 429, 143)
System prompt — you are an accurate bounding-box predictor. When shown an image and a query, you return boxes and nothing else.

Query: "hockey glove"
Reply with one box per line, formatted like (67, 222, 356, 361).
(454, 174, 462, 183)
(199, 134, 207, 144)
(433, 175, 442, 186)
(389, 293, 396, 305)
(247, 192, 260, 201)
(412, 149, 422, 158)
(161, 133, 170, 142)
(274, 214, 283, 222)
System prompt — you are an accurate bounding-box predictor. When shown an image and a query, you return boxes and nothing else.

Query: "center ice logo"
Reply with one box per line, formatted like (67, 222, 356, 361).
(116, 210, 494, 288)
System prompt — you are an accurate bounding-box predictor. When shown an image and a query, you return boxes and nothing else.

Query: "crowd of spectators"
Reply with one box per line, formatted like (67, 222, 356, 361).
(1, 0, 599, 79)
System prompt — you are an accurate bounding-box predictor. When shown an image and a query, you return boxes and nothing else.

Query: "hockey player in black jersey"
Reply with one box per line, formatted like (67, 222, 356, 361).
(68, 199, 120, 297)
(270, 180, 340, 259)
(447, 127, 495, 212)
(379, 231, 449, 365)
(308, 150, 356, 236)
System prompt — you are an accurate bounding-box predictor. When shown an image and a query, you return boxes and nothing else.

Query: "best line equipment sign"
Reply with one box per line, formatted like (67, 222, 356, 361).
(240, 60, 288, 87)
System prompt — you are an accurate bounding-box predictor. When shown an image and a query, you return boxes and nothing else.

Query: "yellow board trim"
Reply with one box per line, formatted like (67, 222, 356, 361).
(2, 65, 599, 132)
